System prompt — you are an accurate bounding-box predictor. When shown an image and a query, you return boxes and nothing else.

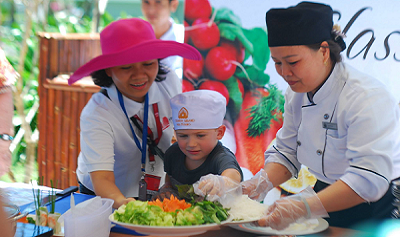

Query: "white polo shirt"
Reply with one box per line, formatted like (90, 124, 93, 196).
(265, 62, 400, 202)
(76, 71, 181, 198)
(160, 18, 184, 79)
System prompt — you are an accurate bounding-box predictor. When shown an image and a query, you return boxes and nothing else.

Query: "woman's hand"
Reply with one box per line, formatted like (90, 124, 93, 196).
(115, 197, 136, 208)
(90, 170, 135, 209)
(258, 186, 328, 230)
(0, 142, 11, 176)
(241, 169, 273, 202)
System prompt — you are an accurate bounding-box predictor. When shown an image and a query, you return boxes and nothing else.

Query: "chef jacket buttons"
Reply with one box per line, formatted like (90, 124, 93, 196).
(316, 150, 322, 156)
(297, 141, 301, 146)
(324, 114, 329, 119)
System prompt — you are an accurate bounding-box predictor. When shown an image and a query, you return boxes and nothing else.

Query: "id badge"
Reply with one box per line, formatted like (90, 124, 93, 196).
(144, 174, 161, 200)
(138, 177, 147, 201)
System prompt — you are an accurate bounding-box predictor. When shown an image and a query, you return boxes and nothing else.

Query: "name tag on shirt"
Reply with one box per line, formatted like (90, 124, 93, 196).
(322, 122, 338, 130)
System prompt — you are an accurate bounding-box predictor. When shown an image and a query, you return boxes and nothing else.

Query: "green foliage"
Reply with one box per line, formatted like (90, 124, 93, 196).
(246, 85, 284, 137)
(0, 1, 115, 183)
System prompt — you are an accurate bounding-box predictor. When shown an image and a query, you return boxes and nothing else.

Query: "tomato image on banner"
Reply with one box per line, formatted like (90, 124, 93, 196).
(183, 0, 285, 175)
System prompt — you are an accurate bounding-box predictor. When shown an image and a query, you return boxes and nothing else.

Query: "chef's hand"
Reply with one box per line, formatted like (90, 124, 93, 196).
(193, 174, 241, 205)
(258, 186, 328, 230)
(241, 169, 273, 202)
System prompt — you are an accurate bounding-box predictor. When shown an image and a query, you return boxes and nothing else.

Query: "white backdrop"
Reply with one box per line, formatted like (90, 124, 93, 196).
(209, 0, 400, 102)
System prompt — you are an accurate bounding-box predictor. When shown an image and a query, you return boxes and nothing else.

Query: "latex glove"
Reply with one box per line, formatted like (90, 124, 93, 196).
(193, 174, 241, 206)
(241, 169, 273, 202)
(258, 186, 329, 230)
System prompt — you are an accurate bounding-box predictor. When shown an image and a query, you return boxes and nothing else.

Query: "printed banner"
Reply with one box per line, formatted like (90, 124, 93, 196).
(182, 0, 400, 195)
(208, 0, 400, 101)
(183, 0, 285, 178)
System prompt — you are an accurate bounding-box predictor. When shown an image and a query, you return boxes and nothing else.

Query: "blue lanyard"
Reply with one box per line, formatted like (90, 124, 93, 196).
(117, 89, 148, 173)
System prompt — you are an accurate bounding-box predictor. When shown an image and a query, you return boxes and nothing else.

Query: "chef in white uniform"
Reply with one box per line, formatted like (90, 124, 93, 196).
(241, 1, 400, 230)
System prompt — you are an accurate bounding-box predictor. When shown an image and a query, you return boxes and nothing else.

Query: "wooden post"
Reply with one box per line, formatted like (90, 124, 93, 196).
(45, 88, 55, 187)
(37, 35, 49, 183)
(54, 90, 63, 186)
(68, 91, 79, 187)
(37, 32, 101, 189)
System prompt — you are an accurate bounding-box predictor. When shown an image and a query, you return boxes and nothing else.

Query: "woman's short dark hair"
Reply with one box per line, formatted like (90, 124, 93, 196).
(91, 59, 169, 87)
(306, 40, 343, 64)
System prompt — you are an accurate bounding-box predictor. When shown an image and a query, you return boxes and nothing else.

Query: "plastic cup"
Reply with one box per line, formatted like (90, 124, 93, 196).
(63, 198, 114, 237)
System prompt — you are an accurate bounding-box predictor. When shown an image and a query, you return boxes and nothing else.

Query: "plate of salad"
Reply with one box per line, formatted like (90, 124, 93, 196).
(110, 215, 222, 236)
(109, 195, 229, 236)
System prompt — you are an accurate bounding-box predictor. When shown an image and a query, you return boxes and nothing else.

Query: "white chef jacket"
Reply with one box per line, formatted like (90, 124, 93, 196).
(76, 71, 181, 198)
(265, 62, 400, 202)
(160, 18, 184, 79)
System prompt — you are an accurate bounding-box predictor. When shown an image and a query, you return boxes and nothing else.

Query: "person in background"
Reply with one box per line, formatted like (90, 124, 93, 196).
(68, 18, 200, 209)
(0, 46, 18, 237)
(141, 0, 184, 78)
(241, 1, 400, 230)
(153, 90, 243, 202)
(0, 47, 16, 177)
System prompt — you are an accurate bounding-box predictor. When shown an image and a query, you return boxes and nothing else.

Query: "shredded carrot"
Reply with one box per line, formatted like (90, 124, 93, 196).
(17, 215, 29, 223)
(148, 198, 163, 209)
(148, 194, 191, 212)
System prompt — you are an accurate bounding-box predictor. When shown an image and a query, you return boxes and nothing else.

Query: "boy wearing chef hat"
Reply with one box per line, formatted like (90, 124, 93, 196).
(153, 90, 243, 201)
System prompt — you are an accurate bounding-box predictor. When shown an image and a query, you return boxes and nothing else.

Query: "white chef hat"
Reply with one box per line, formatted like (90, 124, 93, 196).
(170, 90, 226, 130)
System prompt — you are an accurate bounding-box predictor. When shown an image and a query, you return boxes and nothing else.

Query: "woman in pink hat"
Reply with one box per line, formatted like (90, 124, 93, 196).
(69, 18, 201, 209)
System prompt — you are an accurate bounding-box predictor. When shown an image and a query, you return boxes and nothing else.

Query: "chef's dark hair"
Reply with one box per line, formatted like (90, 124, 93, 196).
(307, 40, 343, 64)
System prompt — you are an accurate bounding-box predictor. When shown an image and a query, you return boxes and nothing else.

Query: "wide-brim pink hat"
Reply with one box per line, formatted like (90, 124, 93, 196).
(68, 18, 201, 85)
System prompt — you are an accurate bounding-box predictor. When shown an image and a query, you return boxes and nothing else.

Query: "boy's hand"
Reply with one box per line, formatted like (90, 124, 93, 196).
(193, 174, 241, 206)
(151, 189, 179, 201)
(151, 185, 180, 201)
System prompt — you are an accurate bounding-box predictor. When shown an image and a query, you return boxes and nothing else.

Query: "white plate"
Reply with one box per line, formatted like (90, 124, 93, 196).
(109, 214, 224, 236)
(224, 217, 259, 226)
(229, 218, 329, 236)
